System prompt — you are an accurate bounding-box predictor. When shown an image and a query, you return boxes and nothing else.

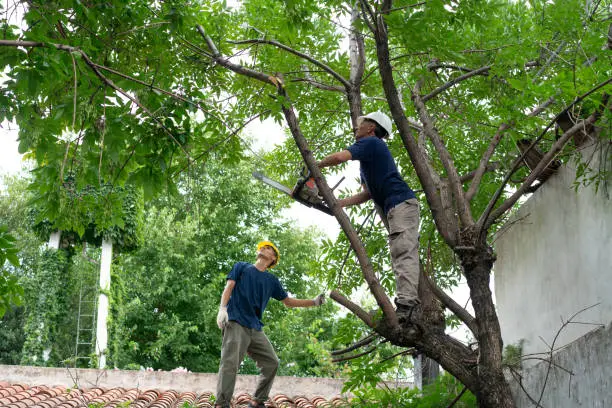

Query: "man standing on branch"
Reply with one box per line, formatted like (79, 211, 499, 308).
(215, 241, 325, 408)
(317, 112, 421, 324)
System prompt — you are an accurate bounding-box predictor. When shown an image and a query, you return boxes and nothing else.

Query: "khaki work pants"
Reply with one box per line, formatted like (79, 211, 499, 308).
(387, 198, 420, 307)
(216, 321, 279, 407)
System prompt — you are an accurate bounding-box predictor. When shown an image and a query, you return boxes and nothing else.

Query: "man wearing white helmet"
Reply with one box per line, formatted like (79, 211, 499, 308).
(214, 241, 325, 408)
(317, 112, 420, 324)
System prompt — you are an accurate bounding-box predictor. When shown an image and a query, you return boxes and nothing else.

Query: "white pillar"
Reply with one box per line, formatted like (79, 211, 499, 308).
(95, 238, 112, 369)
(47, 231, 61, 249)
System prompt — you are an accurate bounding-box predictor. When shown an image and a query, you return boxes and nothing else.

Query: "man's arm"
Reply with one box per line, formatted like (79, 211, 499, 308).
(220, 280, 236, 307)
(338, 184, 371, 208)
(282, 294, 325, 308)
(317, 150, 352, 168)
(217, 280, 235, 329)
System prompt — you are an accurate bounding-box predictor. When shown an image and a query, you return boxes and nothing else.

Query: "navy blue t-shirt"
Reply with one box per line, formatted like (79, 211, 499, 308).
(347, 136, 415, 214)
(226, 262, 288, 331)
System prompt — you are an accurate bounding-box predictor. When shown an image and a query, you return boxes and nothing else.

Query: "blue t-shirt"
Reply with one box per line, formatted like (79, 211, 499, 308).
(347, 136, 415, 214)
(226, 262, 288, 331)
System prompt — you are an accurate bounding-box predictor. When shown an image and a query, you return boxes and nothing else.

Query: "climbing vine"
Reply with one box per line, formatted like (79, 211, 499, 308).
(20, 248, 70, 366)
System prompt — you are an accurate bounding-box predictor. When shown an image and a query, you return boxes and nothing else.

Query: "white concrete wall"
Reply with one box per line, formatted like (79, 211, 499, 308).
(507, 321, 612, 407)
(494, 144, 612, 365)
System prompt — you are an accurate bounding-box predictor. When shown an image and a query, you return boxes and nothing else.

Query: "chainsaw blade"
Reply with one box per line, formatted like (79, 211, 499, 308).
(252, 171, 333, 216)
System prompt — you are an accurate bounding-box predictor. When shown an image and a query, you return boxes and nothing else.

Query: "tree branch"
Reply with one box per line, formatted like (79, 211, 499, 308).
(481, 112, 600, 232)
(466, 96, 555, 202)
(289, 78, 345, 93)
(413, 81, 473, 227)
(229, 39, 352, 90)
(422, 66, 491, 103)
(330, 290, 375, 329)
(478, 84, 610, 234)
(0, 39, 192, 161)
(465, 123, 510, 202)
(424, 273, 477, 336)
(331, 333, 378, 356)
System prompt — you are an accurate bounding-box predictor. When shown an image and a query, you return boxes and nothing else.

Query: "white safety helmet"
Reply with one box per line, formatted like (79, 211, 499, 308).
(357, 111, 393, 137)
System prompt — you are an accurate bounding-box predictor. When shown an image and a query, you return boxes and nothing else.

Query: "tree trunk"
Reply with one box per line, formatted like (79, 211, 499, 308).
(460, 243, 515, 407)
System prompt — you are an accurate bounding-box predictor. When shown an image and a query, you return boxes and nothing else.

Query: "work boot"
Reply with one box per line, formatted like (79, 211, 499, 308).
(396, 303, 422, 325)
(248, 401, 266, 408)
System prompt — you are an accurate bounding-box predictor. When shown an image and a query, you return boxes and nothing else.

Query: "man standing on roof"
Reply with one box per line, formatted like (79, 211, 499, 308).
(215, 241, 325, 408)
(317, 112, 420, 324)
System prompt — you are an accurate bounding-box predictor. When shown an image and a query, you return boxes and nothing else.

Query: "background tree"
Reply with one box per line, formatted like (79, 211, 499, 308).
(0, 0, 609, 406)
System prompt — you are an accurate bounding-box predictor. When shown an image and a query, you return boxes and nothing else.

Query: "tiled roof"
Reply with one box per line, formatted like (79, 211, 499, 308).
(0, 382, 349, 407)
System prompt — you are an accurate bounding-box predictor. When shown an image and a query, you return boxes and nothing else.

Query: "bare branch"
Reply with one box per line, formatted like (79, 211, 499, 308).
(332, 346, 378, 363)
(427, 60, 475, 74)
(196, 26, 273, 85)
(413, 81, 473, 227)
(229, 39, 351, 90)
(330, 290, 375, 329)
(482, 112, 600, 231)
(465, 123, 510, 202)
(466, 96, 555, 202)
(290, 77, 345, 93)
(459, 162, 499, 184)
(478, 85, 610, 233)
(422, 65, 491, 103)
(331, 333, 378, 356)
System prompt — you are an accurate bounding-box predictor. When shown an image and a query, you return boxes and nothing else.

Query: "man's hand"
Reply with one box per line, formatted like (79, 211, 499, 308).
(217, 306, 228, 329)
(313, 294, 325, 306)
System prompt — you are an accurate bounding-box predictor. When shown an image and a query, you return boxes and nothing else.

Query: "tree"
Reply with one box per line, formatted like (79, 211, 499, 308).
(108, 160, 338, 374)
(1, 1, 609, 406)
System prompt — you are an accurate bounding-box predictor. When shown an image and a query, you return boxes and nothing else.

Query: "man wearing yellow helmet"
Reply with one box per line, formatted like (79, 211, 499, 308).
(214, 241, 325, 408)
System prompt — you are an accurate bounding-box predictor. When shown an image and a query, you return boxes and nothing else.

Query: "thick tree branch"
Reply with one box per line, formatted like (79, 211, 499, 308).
(424, 273, 477, 335)
(229, 39, 352, 90)
(347, 2, 366, 126)
(330, 290, 375, 329)
(422, 66, 491, 103)
(413, 81, 473, 227)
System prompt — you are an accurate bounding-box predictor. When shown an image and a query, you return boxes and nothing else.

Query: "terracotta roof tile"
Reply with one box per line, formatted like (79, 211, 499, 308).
(0, 382, 349, 408)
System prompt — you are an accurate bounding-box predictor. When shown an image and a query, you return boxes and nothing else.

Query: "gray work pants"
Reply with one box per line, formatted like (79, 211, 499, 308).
(216, 320, 279, 407)
(387, 198, 420, 307)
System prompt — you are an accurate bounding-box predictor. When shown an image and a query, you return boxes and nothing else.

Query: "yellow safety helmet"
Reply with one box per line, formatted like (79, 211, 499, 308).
(257, 241, 280, 268)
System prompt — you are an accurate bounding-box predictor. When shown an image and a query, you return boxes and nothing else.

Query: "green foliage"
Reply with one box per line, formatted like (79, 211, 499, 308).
(28, 182, 144, 252)
(348, 373, 476, 407)
(107, 160, 337, 374)
(20, 248, 71, 366)
(0, 225, 23, 317)
(0, 305, 26, 364)
(503, 340, 524, 371)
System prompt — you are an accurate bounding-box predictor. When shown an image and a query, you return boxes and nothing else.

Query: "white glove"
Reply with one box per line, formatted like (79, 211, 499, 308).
(217, 306, 228, 329)
(313, 294, 325, 307)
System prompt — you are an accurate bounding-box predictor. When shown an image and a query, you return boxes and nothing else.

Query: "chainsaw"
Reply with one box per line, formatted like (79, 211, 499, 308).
(253, 168, 334, 216)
